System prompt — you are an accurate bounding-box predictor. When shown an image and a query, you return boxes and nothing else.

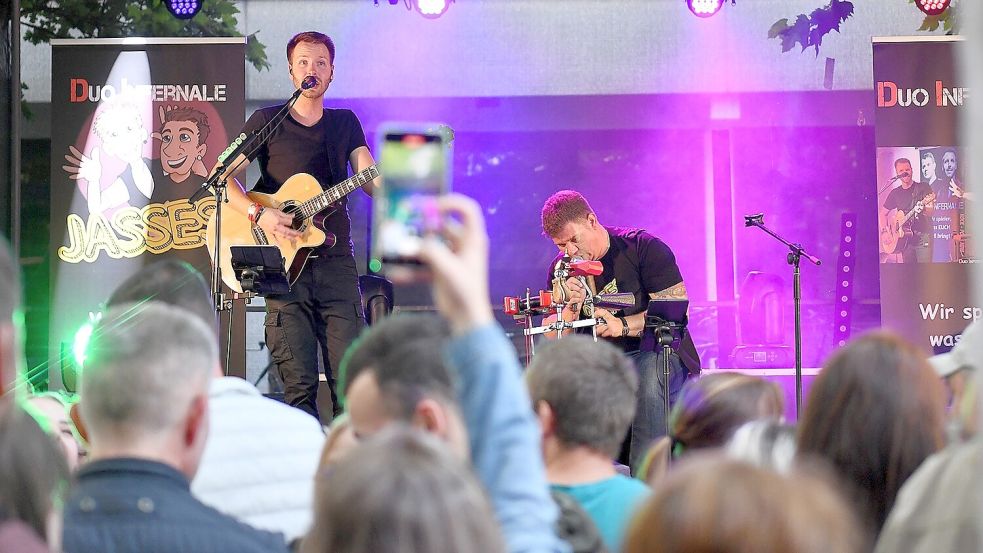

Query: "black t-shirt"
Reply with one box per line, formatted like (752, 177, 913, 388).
(547, 227, 700, 373)
(149, 163, 207, 205)
(145, 163, 214, 278)
(241, 106, 368, 255)
(883, 181, 933, 235)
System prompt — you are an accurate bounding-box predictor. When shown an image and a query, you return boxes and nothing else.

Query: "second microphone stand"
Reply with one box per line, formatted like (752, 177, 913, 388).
(744, 214, 821, 418)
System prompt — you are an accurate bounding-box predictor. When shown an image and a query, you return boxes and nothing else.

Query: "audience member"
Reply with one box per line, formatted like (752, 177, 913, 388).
(26, 392, 85, 471)
(317, 413, 358, 468)
(526, 336, 648, 553)
(623, 456, 865, 553)
(302, 426, 505, 553)
(341, 194, 568, 553)
(104, 260, 326, 542)
(0, 396, 70, 553)
(874, 322, 983, 553)
(63, 303, 289, 553)
(725, 420, 796, 473)
(343, 323, 468, 456)
(550, 490, 608, 553)
(0, 234, 23, 395)
(797, 332, 945, 538)
(874, 435, 983, 553)
(637, 373, 784, 483)
(928, 319, 980, 442)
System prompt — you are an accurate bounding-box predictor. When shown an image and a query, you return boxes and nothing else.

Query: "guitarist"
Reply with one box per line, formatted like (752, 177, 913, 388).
(883, 158, 934, 263)
(539, 190, 700, 471)
(219, 31, 379, 421)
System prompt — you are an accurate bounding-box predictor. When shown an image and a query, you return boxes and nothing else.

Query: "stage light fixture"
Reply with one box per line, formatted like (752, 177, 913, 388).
(687, 0, 724, 17)
(165, 0, 203, 19)
(416, 0, 451, 18)
(915, 0, 950, 16)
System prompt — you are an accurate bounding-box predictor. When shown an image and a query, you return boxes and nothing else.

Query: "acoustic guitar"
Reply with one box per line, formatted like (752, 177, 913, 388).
(205, 165, 380, 292)
(880, 192, 935, 254)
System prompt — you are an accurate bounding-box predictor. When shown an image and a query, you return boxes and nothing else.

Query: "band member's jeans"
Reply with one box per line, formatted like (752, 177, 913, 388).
(902, 237, 932, 263)
(627, 349, 690, 472)
(264, 254, 365, 421)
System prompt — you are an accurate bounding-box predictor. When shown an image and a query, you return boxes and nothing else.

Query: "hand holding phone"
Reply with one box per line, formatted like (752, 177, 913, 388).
(371, 124, 453, 275)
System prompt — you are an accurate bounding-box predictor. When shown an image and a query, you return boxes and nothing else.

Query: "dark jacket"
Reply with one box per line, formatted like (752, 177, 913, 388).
(63, 458, 289, 553)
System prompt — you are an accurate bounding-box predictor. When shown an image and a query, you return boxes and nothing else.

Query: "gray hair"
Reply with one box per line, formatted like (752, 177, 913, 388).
(106, 259, 216, 333)
(526, 335, 638, 458)
(80, 302, 216, 441)
(303, 426, 506, 553)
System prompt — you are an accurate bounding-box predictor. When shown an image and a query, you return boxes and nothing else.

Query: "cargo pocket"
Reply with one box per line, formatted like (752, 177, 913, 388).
(264, 311, 294, 363)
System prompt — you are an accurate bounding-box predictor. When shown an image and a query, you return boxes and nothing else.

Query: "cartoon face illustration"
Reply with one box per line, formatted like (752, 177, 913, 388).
(156, 107, 210, 183)
(92, 102, 149, 163)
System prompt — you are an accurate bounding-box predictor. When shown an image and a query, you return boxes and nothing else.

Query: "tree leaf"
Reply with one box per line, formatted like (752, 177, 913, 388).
(768, 18, 791, 39)
(19, 0, 269, 72)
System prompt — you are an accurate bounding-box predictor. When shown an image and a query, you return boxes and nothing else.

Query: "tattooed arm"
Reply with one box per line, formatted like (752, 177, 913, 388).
(650, 281, 688, 300)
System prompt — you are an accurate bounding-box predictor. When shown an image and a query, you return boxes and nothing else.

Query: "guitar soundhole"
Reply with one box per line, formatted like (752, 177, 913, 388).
(280, 202, 308, 233)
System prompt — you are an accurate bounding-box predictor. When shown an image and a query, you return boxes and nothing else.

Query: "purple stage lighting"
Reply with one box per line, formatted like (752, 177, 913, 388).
(417, 0, 450, 19)
(687, 0, 724, 18)
(165, 0, 202, 19)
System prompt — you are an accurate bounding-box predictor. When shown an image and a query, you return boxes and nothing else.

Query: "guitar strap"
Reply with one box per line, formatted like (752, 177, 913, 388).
(320, 108, 339, 190)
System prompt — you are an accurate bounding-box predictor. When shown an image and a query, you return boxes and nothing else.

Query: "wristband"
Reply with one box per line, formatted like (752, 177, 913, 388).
(247, 203, 265, 224)
(618, 316, 630, 337)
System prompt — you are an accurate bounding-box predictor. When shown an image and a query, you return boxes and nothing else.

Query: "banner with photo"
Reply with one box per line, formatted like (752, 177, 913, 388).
(49, 38, 246, 385)
(873, 36, 978, 352)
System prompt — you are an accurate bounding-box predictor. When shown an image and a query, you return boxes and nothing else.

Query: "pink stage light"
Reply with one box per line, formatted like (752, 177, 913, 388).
(915, 0, 950, 16)
(687, 0, 724, 18)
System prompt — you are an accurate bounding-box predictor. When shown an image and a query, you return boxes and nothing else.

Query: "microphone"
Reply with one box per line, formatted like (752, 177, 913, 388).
(744, 213, 764, 227)
(888, 171, 910, 182)
(289, 76, 320, 100)
(568, 259, 603, 277)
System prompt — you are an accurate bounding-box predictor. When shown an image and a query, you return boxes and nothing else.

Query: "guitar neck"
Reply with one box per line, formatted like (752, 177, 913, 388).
(299, 165, 380, 218)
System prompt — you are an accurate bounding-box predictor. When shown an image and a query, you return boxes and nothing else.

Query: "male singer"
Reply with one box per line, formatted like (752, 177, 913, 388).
(220, 31, 379, 421)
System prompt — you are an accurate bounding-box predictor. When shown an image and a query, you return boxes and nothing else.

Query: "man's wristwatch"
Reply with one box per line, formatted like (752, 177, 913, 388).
(618, 316, 630, 337)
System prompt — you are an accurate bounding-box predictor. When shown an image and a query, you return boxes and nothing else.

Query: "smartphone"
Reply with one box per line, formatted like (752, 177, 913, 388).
(371, 124, 452, 273)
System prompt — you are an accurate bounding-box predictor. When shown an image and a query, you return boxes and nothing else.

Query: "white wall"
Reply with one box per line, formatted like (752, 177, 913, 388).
(22, 0, 935, 102)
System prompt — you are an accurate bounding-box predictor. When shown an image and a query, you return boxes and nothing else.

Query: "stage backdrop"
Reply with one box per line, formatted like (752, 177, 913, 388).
(873, 36, 978, 352)
(48, 38, 246, 388)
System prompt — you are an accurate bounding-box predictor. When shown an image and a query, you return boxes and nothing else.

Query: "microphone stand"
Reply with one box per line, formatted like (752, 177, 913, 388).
(194, 81, 313, 371)
(744, 214, 821, 418)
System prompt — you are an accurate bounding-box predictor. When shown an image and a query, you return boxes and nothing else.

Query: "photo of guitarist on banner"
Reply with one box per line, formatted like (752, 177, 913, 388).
(877, 146, 974, 264)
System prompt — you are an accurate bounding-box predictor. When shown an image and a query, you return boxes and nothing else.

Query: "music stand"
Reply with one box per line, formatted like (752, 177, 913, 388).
(642, 299, 690, 453)
(230, 245, 290, 296)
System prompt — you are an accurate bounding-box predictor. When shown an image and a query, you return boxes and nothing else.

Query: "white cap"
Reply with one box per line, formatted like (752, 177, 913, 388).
(929, 320, 981, 378)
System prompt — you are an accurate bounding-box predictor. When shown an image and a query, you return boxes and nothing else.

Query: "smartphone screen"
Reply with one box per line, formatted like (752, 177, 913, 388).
(372, 126, 451, 271)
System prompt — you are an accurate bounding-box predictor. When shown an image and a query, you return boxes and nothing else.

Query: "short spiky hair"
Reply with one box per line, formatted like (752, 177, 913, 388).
(526, 335, 638, 458)
(287, 31, 336, 65)
(541, 190, 594, 238)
